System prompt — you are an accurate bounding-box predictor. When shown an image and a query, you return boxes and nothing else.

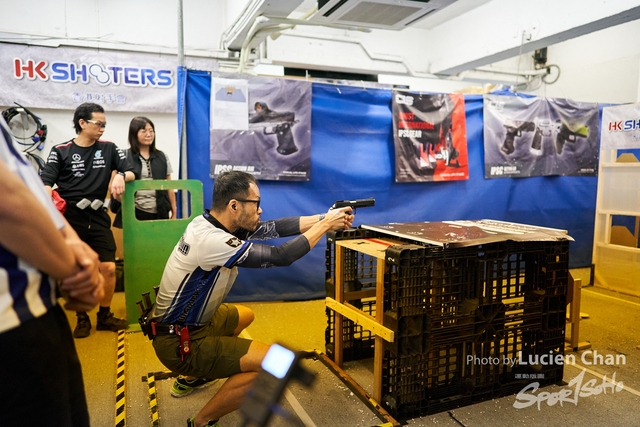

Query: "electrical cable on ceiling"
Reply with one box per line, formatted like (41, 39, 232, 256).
(541, 64, 561, 84)
(512, 30, 527, 92)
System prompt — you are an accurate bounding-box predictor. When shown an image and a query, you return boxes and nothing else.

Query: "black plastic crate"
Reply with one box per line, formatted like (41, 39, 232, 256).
(521, 328, 566, 385)
(541, 295, 567, 331)
(324, 229, 569, 419)
(381, 344, 469, 419)
(381, 325, 565, 419)
(325, 228, 421, 295)
(385, 241, 569, 315)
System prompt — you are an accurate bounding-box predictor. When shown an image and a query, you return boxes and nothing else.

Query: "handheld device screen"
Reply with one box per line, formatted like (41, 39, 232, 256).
(261, 344, 295, 379)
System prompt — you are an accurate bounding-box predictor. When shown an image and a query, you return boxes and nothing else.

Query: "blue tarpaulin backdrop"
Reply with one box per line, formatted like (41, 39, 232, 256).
(178, 68, 597, 302)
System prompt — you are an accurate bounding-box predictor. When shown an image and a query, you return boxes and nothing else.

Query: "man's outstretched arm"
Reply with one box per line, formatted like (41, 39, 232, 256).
(239, 207, 353, 268)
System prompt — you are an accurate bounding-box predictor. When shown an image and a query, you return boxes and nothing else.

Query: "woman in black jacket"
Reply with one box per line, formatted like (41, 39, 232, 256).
(113, 117, 176, 226)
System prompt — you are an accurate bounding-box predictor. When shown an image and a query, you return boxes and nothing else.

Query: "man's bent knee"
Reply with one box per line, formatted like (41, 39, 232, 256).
(234, 305, 255, 334)
(239, 341, 270, 372)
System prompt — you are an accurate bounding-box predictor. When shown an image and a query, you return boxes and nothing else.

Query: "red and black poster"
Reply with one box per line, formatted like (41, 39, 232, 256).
(392, 91, 469, 182)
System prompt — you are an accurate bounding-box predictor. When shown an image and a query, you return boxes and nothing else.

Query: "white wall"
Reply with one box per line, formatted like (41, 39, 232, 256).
(528, 19, 640, 104)
(2, 0, 640, 171)
(0, 0, 230, 173)
(483, 18, 640, 104)
(0, 0, 227, 55)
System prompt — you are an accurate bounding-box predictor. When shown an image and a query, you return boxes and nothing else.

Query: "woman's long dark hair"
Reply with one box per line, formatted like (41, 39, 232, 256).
(128, 116, 156, 155)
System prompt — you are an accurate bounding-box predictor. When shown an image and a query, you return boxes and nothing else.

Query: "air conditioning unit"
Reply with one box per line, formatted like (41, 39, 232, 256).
(309, 0, 459, 30)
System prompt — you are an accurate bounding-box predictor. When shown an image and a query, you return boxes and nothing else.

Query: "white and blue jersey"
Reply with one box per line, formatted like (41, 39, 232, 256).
(0, 118, 64, 334)
(151, 212, 252, 326)
(151, 210, 308, 327)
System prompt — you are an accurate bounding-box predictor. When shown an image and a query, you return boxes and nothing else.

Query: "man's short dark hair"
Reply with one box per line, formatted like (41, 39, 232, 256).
(73, 103, 105, 134)
(212, 171, 258, 211)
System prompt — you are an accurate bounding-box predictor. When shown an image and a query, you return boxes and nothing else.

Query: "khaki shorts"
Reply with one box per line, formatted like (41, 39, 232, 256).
(152, 304, 252, 380)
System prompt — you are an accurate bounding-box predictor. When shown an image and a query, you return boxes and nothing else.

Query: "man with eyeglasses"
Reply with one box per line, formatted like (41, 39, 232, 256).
(148, 170, 354, 427)
(41, 102, 134, 338)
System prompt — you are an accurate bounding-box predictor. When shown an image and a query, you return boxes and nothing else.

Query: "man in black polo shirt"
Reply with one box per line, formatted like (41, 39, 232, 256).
(41, 102, 134, 338)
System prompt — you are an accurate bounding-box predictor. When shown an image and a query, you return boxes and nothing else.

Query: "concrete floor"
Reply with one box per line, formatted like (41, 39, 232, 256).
(67, 267, 640, 427)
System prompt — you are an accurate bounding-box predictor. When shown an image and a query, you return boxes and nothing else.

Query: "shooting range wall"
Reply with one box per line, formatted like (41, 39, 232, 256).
(179, 68, 598, 302)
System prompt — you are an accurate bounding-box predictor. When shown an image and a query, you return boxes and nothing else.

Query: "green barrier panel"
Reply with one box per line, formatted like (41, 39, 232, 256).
(122, 179, 203, 326)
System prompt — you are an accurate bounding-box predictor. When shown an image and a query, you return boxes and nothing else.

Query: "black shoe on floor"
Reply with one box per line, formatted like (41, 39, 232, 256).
(73, 315, 92, 338)
(96, 312, 129, 332)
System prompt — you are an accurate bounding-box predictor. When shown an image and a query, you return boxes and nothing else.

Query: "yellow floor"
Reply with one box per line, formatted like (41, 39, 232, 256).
(67, 268, 640, 426)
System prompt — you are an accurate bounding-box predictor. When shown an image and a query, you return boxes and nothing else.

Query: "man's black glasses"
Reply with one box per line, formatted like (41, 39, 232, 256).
(236, 199, 261, 210)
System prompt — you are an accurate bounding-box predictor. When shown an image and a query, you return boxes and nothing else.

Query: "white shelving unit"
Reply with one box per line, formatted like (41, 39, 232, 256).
(593, 148, 640, 296)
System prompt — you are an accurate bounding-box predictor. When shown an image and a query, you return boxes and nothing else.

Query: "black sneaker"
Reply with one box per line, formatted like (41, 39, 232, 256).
(73, 315, 92, 339)
(96, 312, 129, 332)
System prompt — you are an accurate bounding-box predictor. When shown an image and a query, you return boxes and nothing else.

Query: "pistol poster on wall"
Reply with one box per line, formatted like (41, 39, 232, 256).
(392, 91, 469, 182)
(210, 74, 312, 181)
(483, 94, 599, 179)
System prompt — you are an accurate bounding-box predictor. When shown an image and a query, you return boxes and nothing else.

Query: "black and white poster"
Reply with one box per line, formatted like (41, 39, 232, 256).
(210, 74, 312, 181)
(484, 94, 599, 179)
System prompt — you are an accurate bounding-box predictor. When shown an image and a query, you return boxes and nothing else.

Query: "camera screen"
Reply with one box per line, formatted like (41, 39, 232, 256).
(261, 344, 295, 379)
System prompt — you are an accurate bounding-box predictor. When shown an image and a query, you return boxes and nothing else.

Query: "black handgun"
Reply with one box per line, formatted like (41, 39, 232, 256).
(501, 120, 538, 155)
(331, 198, 375, 212)
(555, 121, 589, 154)
(249, 101, 298, 155)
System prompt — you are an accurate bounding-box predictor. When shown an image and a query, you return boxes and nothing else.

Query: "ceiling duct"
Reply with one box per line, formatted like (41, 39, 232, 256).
(309, 0, 459, 30)
(221, 0, 305, 51)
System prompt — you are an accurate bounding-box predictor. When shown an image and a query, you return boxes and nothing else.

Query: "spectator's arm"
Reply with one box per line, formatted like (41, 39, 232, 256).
(0, 158, 76, 280)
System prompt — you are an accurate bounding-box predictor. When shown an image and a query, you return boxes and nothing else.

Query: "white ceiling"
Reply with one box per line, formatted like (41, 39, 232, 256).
(270, 0, 640, 79)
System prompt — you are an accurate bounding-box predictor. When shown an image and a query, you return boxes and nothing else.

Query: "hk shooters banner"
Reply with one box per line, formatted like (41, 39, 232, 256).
(210, 74, 312, 181)
(601, 103, 640, 149)
(484, 94, 599, 178)
(392, 91, 469, 182)
(0, 42, 217, 113)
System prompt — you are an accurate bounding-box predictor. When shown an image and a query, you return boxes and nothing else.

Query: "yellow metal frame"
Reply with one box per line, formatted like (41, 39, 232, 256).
(328, 238, 402, 402)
